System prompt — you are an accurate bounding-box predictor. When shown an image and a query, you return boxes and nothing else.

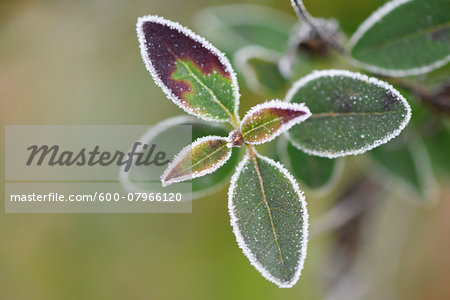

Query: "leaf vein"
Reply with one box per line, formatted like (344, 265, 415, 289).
(178, 60, 237, 123)
(248, 147, 288, 276)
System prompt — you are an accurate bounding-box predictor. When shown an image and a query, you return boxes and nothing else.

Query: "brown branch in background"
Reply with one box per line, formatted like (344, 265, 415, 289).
(290, 0, 346, 54)
(290, 1, 449, 114)
(291, 0, 319, 34)
(387, 77, 450, 113)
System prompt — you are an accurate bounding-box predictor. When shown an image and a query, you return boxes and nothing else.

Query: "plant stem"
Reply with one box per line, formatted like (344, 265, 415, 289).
(246, 145, 286, 267)
(229, 115, 240, 129)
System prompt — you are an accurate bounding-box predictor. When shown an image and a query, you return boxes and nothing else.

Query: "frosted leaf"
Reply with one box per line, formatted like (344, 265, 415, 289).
(137, 15, 240, 124)
(285, 69, 411, 158)
(119, 116, 241, 199)
(348, 0, 450, 76)
(240, 100, 311, 145)
(228, 150, 308, 288)
(161, 135, 232, 186)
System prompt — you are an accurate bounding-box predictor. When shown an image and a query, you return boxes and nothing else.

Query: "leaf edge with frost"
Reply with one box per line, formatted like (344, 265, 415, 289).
(228, 151, 309, 288)
(285, 69, 412, 158)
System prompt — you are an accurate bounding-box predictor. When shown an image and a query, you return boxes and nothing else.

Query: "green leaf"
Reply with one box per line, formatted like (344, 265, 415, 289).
(278, 138, 342, 190)
(193, 4, 295, 54)
(241, 100, 311, 145)
(137, 15, 240, 124)
(348, 0, 450, 76)
(371, 136, 438, 202)
(235, 46, 288, 97)
(286, 70, 411, 158)
(161, 135, 232, 186)
(120, 116, 240, 199)
(228, 150, 308, 288)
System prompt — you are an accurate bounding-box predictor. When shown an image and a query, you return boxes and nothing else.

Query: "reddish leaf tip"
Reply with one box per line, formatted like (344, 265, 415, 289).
(241, 100, 311, 145)
(136, 15, 240, 122)
(161, 135, 232, 186)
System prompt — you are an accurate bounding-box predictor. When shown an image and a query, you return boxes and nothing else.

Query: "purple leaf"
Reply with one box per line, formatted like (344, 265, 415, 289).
(137, 15, 240, 124)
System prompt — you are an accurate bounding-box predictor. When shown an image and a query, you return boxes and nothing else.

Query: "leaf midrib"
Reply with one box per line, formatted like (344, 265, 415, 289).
(248, 148, 288, 276)
(309, 111, 398, 118)
(178, 60, 237, 122)
(242, 117, 283, 139)
(180, 142, 228, 174)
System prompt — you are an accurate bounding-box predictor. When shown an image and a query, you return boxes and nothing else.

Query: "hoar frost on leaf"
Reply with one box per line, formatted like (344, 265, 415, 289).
(241, 100, 311, 145)
(137, 15, 240, 123)
(348, 0, 413, 50)
(119, 116, 192, 193)
(119, 116, 240, 200)
(285, 69, 412, 158)
(161, 135, 232, 186)
(348, 0, 450, 76)
(228, 150, 309, 288)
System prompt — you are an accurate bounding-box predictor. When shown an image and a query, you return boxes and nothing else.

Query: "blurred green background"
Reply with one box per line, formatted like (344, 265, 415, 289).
(1, 0, 449, 299)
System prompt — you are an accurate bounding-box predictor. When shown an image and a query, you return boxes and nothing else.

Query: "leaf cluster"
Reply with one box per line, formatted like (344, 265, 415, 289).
(123, 0, 449, 288)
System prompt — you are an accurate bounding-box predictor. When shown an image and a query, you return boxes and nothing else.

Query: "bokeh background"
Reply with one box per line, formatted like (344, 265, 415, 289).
(1, 0, 449, 299)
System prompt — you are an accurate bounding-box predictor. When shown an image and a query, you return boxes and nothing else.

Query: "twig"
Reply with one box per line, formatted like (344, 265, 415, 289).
(290, 0, 346, 54)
